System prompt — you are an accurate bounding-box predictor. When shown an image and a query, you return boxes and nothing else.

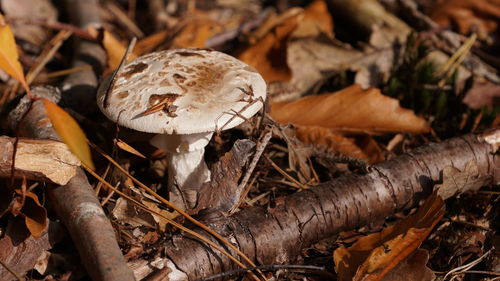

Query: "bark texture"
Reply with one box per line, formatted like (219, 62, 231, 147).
(0, 136, 79, 185)
(8, 86, 135, 281)
(157, 130, 500, 280)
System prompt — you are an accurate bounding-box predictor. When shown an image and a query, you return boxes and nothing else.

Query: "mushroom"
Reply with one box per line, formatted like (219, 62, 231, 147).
(97, 48, 266, 210)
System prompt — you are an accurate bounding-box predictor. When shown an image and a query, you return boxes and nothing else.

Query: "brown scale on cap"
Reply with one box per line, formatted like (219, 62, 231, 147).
(175, 51, 205, 58)
(121, 62, 149, 80)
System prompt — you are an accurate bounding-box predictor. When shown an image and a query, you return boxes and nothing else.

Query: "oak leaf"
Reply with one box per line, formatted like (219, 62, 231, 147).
(435, 160, 492, 199)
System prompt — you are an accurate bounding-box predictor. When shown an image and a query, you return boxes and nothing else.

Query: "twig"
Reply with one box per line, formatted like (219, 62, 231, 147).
(229, 126, 273, 214)
(192, 264, 334, 281)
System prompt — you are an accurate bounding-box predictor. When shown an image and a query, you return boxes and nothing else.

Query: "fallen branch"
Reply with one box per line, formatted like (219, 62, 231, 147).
(142, 129, 499, 280)
(8, 86, 135, 281)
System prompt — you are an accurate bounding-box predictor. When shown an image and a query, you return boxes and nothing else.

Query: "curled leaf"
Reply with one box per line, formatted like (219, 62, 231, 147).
(334, 193, 444, 281)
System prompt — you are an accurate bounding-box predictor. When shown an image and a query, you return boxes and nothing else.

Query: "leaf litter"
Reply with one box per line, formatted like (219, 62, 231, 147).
(0, 0, 499, 280)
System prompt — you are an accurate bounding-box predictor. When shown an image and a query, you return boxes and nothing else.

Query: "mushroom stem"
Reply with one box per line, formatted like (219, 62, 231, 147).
(150, 132, 213, 209)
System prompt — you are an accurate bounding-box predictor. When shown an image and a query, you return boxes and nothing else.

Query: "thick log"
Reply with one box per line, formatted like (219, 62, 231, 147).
(145, 129, 500, 280)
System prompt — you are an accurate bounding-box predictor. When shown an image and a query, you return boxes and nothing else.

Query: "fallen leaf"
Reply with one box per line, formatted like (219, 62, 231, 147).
(435, 160, 493, 199)
(238, 10, 301, 82)
(381, 249, 435, 281)
(463, 79, 500, 109)
(292, 0, 334, 38)
(21, 191, 48, 238)
(1, 0, 57, 46)
(270, 85, 430, 134)
(172, 12, 223, 48)
(354, 135, 385, 164)
(142, 200, 177, 231)
(12, 184, 48, 238)
(42, 99, 95, 170)
(87, 26, 137, 73)
(112, 197, 157, 229)
(295, 126, 371, 162)
(334, 193, 444, 281)
(0, 219, 55, 280)
(135, 30, 169, 55)
(427, 0, 500, 39)
(0, 13, 29, 92)
(116, 138, 146, 158)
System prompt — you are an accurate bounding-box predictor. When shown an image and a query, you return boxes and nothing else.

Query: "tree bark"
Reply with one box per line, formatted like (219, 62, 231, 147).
(0, 136, 80, 185)
(144, 129, 499, 280)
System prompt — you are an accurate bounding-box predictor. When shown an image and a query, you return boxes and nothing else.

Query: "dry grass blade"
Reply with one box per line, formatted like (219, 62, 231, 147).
(87, 142, 268, 281)
(436, 33, 476, 86)
(25, 30, 72, 85)
(265, 155, 309, 190)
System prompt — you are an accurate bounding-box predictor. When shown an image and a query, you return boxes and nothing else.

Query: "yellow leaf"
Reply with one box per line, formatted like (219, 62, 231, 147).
(42, 99, 95, 170)
(0, 14, 29, 93)
(87, 26, 137, 74)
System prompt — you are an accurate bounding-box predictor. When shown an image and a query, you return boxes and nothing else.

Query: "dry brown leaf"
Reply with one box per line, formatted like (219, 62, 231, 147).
(142, 200, 177, 231)
(172, 12, 223, 48)
(381, 249, 435, 281)
(463, 79, 500, 109)
(22, 191, 48, 238)
(270, 85, 430, 134)
(295, 126, 371, 162)
(334, 193, 444, 281)
(0, 219, 54, 280)
(435, 160, 493, 199)
(428, 0, 500, 39)
(238, 11, 300, 82)
(134, 30, 169, 55)
(354, 135, 385, 164)
(1, 0, 57, 46)
(292, 0, 334, 38)
(111, 197, 156, 229)
(12, 186, 48, 238)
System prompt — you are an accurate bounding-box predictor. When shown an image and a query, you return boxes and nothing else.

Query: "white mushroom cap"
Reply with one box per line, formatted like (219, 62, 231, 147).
(97, 48, 267, 135)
